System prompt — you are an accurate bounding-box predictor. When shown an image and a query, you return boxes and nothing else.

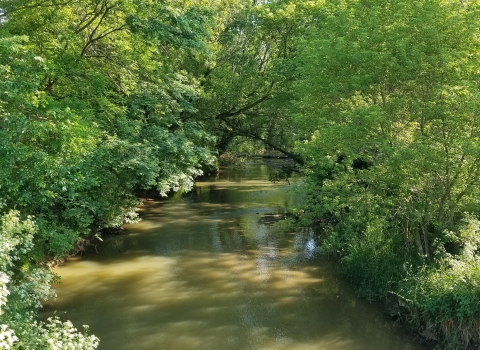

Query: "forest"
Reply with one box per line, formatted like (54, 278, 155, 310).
(1, 0, 480, 349)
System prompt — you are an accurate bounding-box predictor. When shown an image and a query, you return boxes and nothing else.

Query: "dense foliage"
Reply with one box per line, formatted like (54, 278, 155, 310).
(291, 0, 480, 348)
(0, 0, 223, 347)
(2, 0, 480, 348)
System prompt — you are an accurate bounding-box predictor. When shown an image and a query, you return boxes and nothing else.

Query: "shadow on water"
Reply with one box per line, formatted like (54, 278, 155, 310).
(46, 164, 430, 350)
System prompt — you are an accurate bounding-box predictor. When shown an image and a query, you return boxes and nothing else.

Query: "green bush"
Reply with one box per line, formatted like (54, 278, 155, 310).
(0, 211, 99, 349)
(398, 258, 480, 349)
(339, 218, 406, 300)
(396, 218, 480, 349)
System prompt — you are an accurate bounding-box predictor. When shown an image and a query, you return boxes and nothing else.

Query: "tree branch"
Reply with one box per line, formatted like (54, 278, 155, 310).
(216, 82, 274, 120)
(1, 0, 73, 17)
(243, 131, 304, 165)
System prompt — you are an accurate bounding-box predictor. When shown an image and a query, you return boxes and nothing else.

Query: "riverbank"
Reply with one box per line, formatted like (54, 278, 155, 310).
(300, 173, 480, 350)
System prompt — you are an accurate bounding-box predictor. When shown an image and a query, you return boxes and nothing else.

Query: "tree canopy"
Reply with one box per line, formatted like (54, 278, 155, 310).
(291, 1, 480, 348)
(2, 0, 480, 348)
(0, 0, 221, 347)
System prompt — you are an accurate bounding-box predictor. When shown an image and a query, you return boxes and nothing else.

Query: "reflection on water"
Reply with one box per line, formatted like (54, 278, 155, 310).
(48, 164, 428, 350)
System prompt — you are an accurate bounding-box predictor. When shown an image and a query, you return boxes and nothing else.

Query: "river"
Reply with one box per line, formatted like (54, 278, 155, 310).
(47, 163, 428, 350)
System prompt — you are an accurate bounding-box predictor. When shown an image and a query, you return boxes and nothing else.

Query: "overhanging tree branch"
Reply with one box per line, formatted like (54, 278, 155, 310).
(242, 131, 304, 165)
(216, 82, 274, 120)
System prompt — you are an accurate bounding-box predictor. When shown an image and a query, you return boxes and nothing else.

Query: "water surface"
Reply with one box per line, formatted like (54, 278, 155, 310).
(49, 164, 428, 350)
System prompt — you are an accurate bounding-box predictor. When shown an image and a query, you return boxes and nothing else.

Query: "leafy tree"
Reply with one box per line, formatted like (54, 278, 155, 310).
(196, 0, 320, 162)
(0, 0, 223, 347)
(293, 0, 480, 346)
(295, 0, 480, 256)
(0, 0, 218, 256)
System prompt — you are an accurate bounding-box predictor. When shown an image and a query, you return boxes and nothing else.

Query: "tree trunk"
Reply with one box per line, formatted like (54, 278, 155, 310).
(413, 227, 424, 257)
(402, 218, 409, 244)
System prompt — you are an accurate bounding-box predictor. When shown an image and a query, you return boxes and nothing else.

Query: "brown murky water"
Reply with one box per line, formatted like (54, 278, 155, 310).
(48, 163, 428, 350)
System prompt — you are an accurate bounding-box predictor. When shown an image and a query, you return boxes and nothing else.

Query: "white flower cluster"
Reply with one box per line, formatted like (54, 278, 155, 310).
(0, 324, 18, 349)
(0, 273, 9, 315)
(39, 317, 99, 350)
(10, 268, 57, 309)
(0, 211, 99, 349)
